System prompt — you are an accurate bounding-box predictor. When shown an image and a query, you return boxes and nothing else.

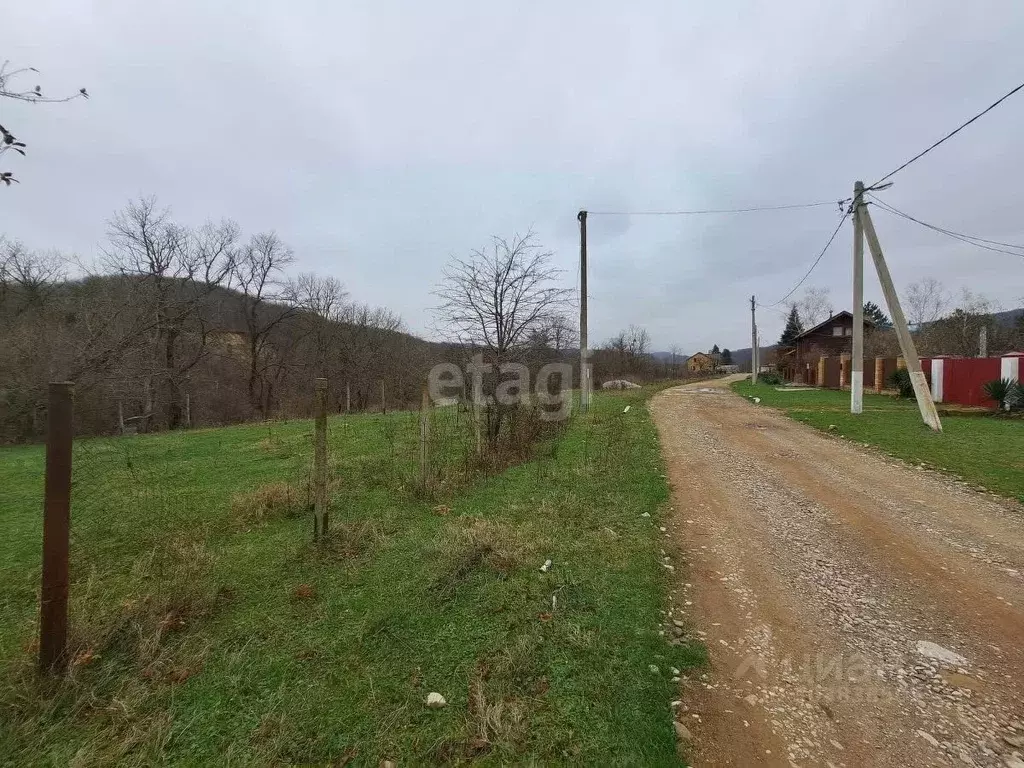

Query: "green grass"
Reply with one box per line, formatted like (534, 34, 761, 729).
(0, 389, 700, 765)
(732, 380, 1024, 502)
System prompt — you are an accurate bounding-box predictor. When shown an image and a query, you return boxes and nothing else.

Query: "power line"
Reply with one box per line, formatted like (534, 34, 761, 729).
(868, 80, 1024, 189)
(586, 200, 842, 216)
(758, 212, 850, 308)
(867, 194, 1024, 259)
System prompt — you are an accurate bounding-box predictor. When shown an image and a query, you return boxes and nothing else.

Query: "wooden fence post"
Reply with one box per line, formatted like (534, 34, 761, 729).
(184, 393, 191, 428)
(313, 378, 329, 540)
(419, 385, 431, 490)
(345, 381, 351, 413)
(874, 357, 884, 393)
(380, 379, 386, 414)
(40, 382, 74, 674)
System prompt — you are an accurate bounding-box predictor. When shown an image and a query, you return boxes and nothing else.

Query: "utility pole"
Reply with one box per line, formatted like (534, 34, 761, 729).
(578, 210, 590, 413)
(851, 181, 865, 414)
(979, 326, 988, 358)
(750, 296, 758, 383)
(858, 201, 942, 431)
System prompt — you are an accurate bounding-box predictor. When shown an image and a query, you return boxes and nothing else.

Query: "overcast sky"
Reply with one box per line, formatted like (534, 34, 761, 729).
(3, 1, 1023, 352)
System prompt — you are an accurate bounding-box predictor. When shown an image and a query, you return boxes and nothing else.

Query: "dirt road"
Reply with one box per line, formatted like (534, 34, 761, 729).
(651, 378, 1024, 768)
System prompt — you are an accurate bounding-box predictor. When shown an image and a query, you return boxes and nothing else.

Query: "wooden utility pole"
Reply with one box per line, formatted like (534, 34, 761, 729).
(750, 296, 758, 383)
(578, 210, 590, 413)
(858, 203, 942, 431)
(313, 378, 329, 539)
(851, 181, 866, 414)
(40, 382, 73, 674)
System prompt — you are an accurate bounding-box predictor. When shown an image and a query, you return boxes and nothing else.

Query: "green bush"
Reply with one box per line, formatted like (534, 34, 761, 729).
(888, 367, 914, 398)
(983, 378, 1022, 411)
(757, 372, 783, 386)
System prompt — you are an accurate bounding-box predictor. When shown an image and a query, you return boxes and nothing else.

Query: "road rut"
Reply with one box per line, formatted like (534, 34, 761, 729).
(651, 378, 1024, 767)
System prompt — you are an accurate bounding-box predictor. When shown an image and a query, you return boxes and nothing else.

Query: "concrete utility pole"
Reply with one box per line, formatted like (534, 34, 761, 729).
(979, 326, 988, 358)
(750, 295, 758, 383)
(851, 181, 865, 414)
(858, 202, 942, 431)
(578, 210, 590, 413)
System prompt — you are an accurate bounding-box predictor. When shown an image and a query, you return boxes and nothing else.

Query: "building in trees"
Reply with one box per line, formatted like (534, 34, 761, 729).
(776, 310, 874, 383)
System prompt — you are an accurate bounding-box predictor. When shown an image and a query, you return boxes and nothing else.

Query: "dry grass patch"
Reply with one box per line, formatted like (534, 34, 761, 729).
(231, 481, 303, 525)
(0, 538, 221, 766)
(430, 518, 534, 600)
(305, 520, 383, 562)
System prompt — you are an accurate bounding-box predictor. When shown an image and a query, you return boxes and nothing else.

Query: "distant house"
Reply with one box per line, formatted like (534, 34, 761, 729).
(686, 352, 718, 373)
(778, 311, 873, 383)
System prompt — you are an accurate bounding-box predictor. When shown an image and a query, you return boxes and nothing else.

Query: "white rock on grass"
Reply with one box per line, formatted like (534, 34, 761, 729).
(426, 692, 447, 708)
(540, 559, 552, 573)
(916, 640, 968, 666)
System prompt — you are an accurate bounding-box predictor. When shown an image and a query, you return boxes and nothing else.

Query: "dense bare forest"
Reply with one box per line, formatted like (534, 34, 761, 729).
(0, 198, 452, 442)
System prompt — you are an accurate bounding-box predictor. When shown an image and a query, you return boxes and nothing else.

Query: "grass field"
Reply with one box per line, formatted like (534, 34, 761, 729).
(732, 380, 1024, 502)
(0, 389, 700, 766)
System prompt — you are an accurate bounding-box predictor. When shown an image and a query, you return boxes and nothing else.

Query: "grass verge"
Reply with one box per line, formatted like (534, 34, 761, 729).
(731, 380, 1024, 502)
(0, 388, 699, 765)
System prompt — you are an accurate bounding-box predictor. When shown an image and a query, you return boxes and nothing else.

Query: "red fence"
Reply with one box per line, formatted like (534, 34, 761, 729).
(926, 357, 1004, 408)
(795, 353, 1023, 409)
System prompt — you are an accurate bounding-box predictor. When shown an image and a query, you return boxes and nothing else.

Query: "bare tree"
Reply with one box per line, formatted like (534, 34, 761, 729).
(599, 324, 652, 380)
(289, 273, 348, 377)
(922, 289, 1001, 356)
(103, 197, 237, 429)
(433, 231, 570, 363)
(796, 286, 832, 327)
(0, 60, 87, 186)
(904, 277, 949, 327)
(232, 232, 295, 417)
(0, 240, 67, 314)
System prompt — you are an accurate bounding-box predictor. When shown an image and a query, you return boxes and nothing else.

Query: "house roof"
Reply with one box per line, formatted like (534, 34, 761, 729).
(793, 310, 874, 342)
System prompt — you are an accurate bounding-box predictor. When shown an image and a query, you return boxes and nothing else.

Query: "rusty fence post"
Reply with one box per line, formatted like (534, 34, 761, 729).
(40, 381, 74, 674)
(313, 378, 329, 540)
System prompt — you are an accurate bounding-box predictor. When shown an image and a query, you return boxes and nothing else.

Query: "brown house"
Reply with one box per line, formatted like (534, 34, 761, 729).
(686, 352, 718, 373)
(778, 311, 873, 383)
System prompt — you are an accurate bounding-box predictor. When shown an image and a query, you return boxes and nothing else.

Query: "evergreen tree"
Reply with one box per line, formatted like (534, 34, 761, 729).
(721, 348, 733, 364)
(710, 343, 721, 355)
(863, 301, 892, 328)
(779, 304, 804, 347)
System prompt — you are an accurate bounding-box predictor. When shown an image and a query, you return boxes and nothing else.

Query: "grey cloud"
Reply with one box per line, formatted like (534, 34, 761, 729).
(2, 0, 1023, 352)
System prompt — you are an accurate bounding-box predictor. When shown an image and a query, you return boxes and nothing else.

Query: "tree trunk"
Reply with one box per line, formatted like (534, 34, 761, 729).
(165, 328, 182, 429)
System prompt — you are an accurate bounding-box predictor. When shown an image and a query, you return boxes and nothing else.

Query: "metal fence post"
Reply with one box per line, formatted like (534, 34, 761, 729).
(313, 378, 328, 540)
(419, 384, 431, 489)
(40, 382, 74, 674)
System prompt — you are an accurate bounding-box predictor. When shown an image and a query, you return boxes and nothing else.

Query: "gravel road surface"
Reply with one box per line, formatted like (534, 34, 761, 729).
(651, 378, 1024, 767)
